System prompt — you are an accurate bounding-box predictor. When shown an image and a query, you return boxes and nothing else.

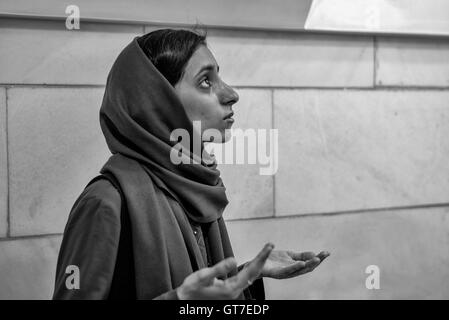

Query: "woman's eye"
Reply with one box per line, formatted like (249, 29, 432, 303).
(199, 78, 212, 88)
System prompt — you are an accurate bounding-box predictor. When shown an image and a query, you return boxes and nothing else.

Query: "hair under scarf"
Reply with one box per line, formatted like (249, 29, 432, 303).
(97, 36, 243, 299)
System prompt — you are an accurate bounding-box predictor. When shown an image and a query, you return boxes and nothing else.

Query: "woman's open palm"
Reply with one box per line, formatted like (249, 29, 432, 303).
(260, 250, 330, 280)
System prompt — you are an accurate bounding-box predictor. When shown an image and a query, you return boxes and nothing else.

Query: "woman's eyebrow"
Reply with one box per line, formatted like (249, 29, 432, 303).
(195, 63, 220, 77)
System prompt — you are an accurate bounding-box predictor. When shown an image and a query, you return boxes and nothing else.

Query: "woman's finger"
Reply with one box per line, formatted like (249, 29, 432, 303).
(274, 260, 306, 278)
(246, 243, 274, 275)
(289, 251, 316, 261)
(286, 255, 329, 278)
(294, 256, 326, 276)
(317, 251, 330, 261)
(229, 243, 274, 290)
(305, 257, 321, 268)
(196, 257, 237, 285)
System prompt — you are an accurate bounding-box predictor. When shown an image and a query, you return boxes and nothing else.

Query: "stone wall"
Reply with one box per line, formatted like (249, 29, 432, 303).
(0, 17, 448, 299)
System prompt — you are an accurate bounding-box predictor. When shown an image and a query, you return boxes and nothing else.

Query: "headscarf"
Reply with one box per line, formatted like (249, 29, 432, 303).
(97, 36, 241, 299)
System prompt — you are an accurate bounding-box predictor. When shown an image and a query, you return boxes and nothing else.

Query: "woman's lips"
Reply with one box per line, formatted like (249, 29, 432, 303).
(223, 111, 234, 120)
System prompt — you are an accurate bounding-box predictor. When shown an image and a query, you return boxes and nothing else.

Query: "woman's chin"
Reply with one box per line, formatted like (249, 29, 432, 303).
(203, 137, 229, 144)
(223, 130, 233, 143)
(202, 128, 232, 144)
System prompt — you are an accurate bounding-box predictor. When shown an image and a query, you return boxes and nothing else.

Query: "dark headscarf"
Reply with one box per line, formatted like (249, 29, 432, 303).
(100, 36, 229, 224)
(97, 36, 241, 299)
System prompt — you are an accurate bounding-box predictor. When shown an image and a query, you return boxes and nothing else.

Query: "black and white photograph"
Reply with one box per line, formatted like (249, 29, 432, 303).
(0, 0, 448, 306)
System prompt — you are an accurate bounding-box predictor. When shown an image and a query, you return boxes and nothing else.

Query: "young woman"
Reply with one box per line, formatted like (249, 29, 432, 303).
(52, 28, 330, 300)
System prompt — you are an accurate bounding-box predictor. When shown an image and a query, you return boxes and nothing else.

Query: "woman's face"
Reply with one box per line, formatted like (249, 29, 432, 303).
(174, 44, 239, 143)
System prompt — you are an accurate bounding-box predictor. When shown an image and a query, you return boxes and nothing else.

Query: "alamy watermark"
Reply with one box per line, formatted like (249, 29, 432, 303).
(65, 265, 80, 290)
(65, 5, 80, 30)
(170, 121, 278, 175)
(365, 265, 380, 290)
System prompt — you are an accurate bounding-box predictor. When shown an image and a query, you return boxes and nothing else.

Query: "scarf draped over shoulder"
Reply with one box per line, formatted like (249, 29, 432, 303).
(53, 37, 249, 299)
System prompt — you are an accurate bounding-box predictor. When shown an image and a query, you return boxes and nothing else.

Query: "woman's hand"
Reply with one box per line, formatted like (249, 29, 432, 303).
(257, 250, 330, 280)
(176, 243, 274, 300)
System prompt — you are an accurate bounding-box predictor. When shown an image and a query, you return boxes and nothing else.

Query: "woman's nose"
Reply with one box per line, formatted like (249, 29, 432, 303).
(220, 82, 239, 106)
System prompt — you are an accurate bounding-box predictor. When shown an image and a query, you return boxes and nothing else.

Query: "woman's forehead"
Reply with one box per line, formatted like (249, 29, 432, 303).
(185, 45, 219, 77)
